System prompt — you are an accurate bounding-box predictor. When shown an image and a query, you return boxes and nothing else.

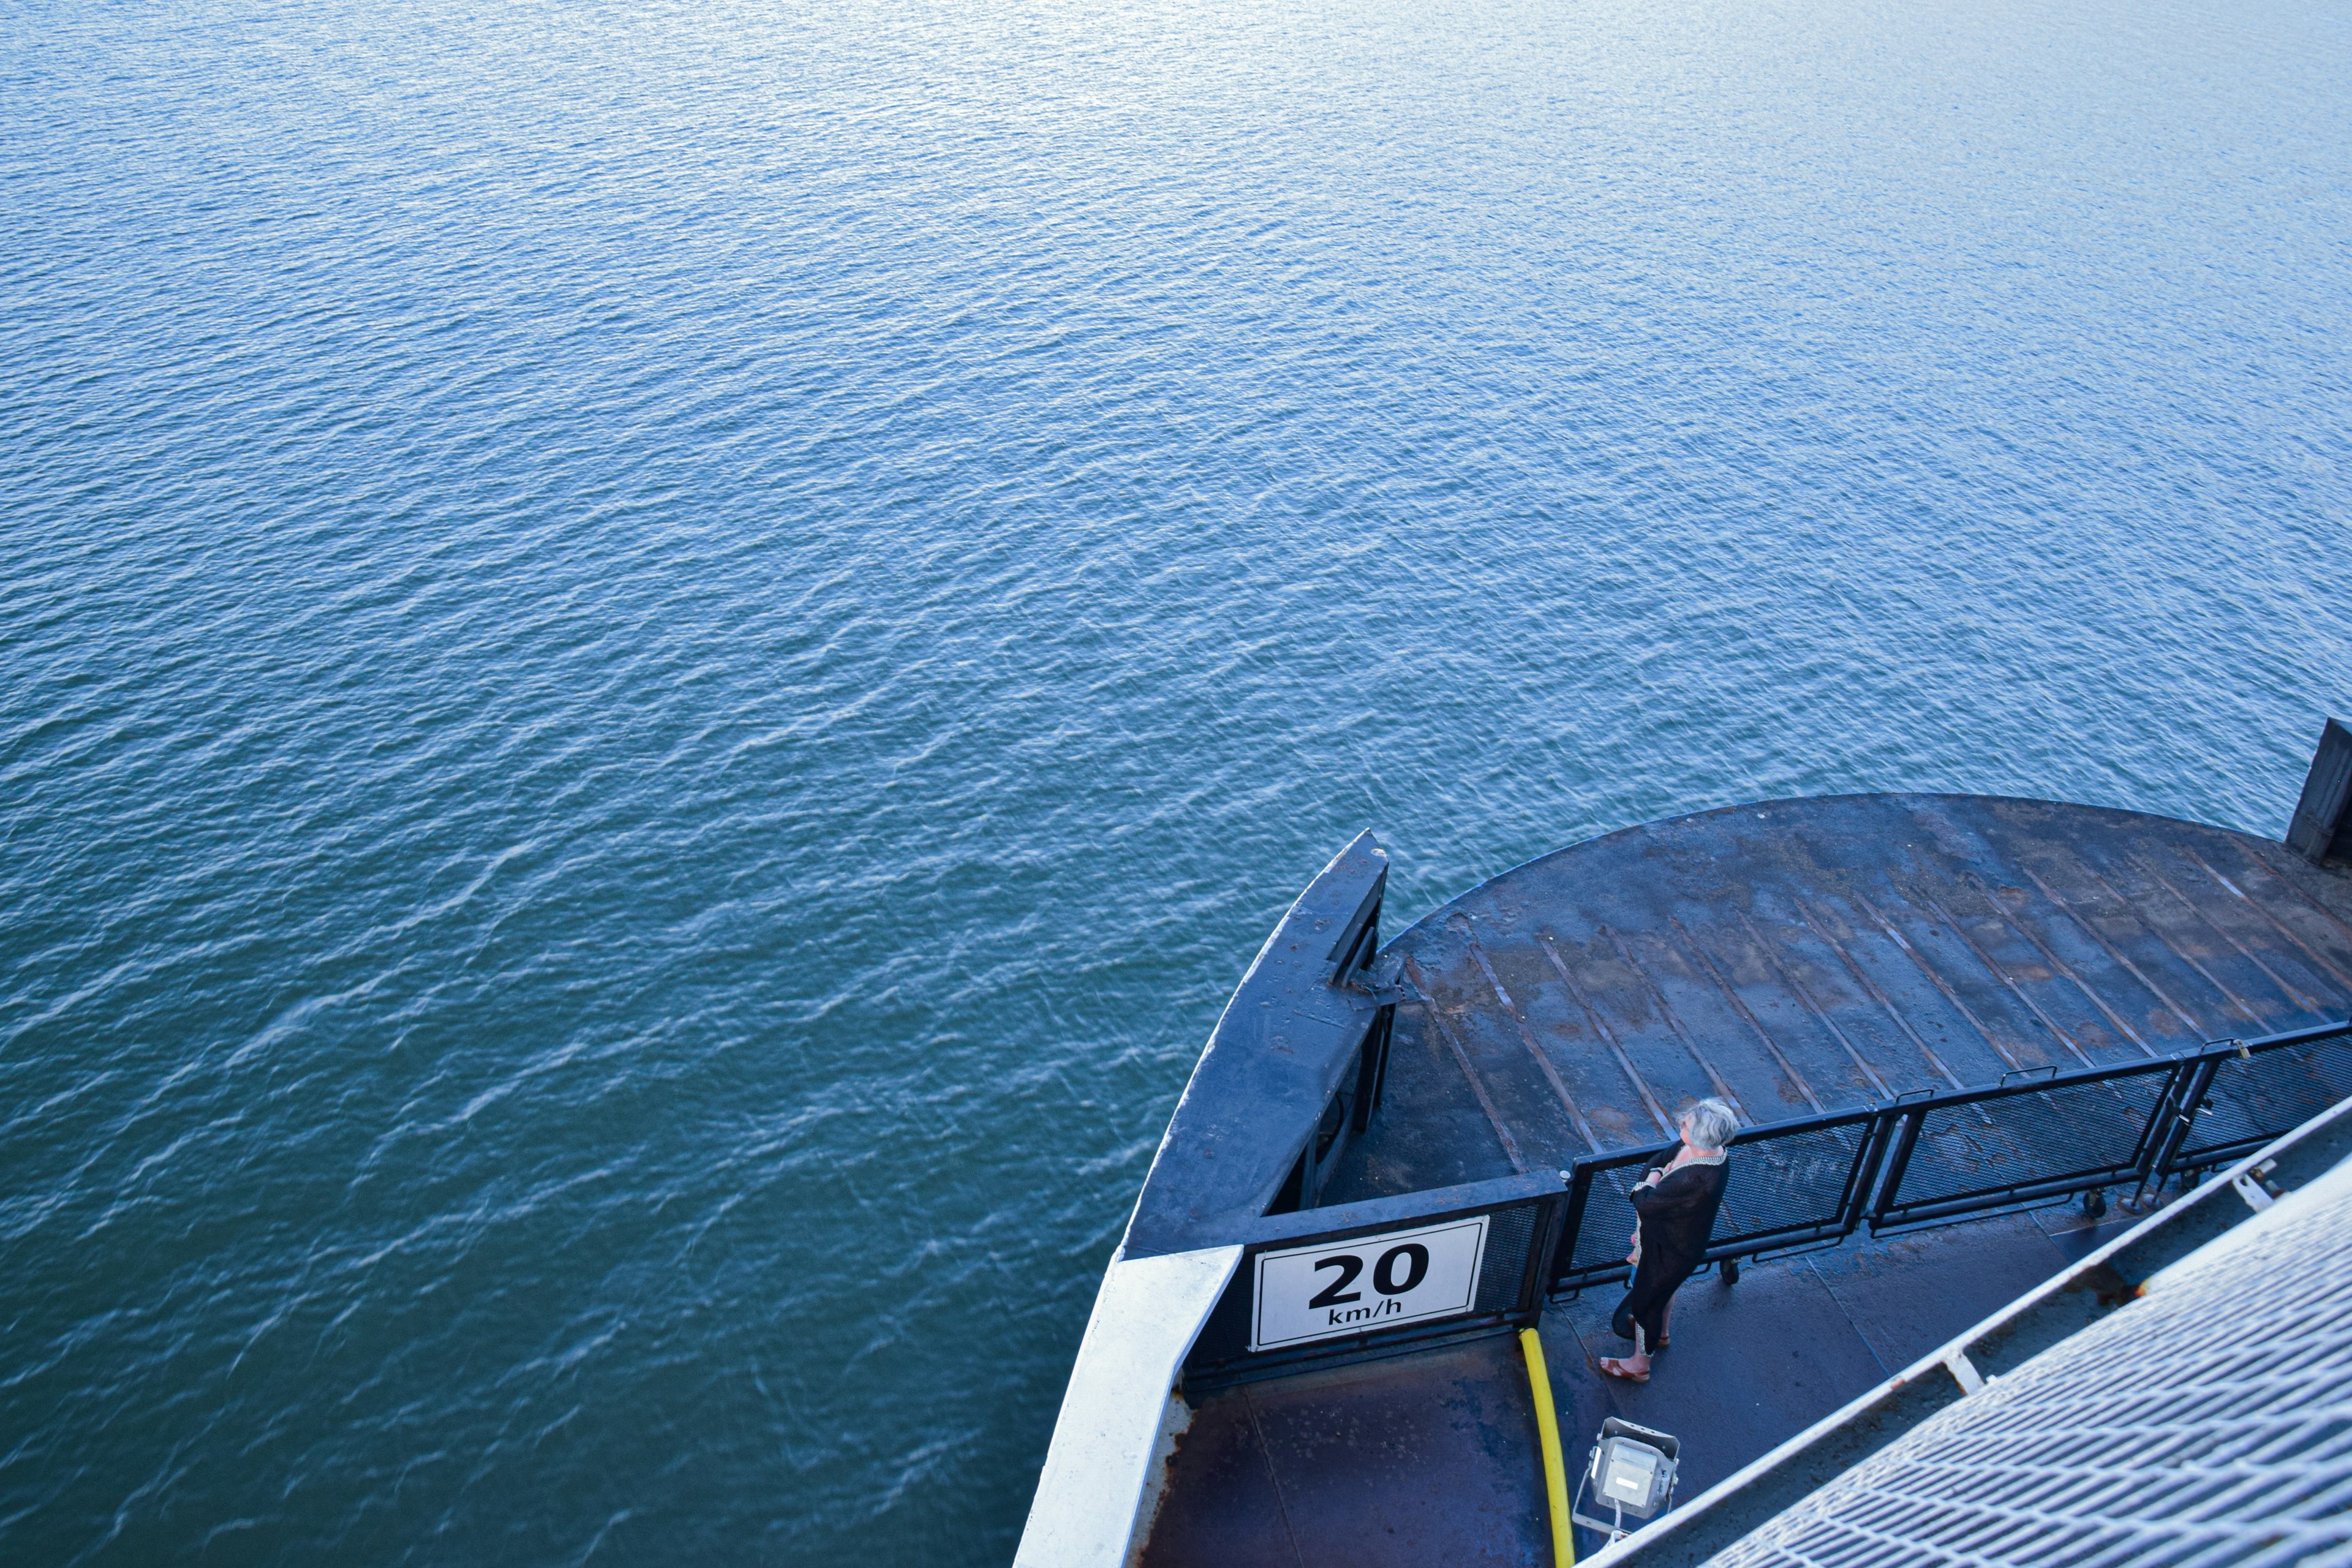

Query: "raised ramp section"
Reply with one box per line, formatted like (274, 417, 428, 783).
(1327, 794, 2352, 1200)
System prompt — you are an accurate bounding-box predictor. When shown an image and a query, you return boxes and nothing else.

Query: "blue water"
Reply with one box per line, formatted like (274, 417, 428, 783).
(4, 0, 2349, 1560)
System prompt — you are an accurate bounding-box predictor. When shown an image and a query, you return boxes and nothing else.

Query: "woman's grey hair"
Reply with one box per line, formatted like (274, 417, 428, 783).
(1681, 1097, 1740, 1151)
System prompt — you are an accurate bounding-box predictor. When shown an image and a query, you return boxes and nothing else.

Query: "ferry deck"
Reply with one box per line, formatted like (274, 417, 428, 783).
(1021, 724, 2352, 1567)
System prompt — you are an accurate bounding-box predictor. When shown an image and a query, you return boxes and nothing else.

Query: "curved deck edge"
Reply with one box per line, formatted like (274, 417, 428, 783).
(1381, 791, 2264, 951)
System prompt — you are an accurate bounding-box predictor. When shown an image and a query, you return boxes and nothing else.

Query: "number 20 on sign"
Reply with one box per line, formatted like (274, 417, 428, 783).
(1249, 1215, 1490, 1351)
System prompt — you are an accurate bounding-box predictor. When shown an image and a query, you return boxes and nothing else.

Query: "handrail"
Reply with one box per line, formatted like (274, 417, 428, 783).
(1547, 1017, 2352, 1297)
(1177, 1019, 2351, 1380)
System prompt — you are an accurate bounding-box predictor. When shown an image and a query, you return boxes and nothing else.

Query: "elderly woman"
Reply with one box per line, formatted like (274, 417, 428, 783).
(1597, 1096, 1738, 1384)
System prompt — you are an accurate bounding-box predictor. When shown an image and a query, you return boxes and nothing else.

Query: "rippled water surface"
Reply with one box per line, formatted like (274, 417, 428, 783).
(5, 0, 2350, 1561)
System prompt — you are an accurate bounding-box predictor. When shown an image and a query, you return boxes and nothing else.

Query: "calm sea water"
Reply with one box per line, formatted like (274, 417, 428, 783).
(5, 0, 2350, 1561)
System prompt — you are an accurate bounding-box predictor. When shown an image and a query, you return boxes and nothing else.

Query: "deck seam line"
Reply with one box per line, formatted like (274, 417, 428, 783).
(1239, 1383, 1310, 1568)
(1402, 957, 1528, 1175)
(2011, 859, 2207, 1037)
(1605, 925, 1747, 1121)
(1903, 882, 2093, 1068)
(1847, 888, 2026, 1075)
(1935, 878, 2157, 1115)
(1799, 1253, 1897, 1383)
(2070, 860, 2261, 1028)
(2182, 846, 2352, 994)
(1791, 897, 1967, 1092)
(1955, 872, 2159, 1057)
(1668, 918, 1825, 1114)
(2133, 855, 2328, 1017)
(1466, 940, 1604, 1155)
(1533, 931, 1676, 1137)
(2238, 843, 2352, 954)
(1728, 909, 1895, 1101)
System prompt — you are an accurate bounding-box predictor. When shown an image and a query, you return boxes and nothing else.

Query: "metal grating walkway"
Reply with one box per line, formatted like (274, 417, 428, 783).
(1699, 1150, 2352, 1568)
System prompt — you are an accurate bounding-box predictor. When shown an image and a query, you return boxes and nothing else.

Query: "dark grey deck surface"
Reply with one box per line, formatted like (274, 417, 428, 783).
(1140, 1335, 1549, 1568)
(1138, 794, 2352, 1566)
(1325, 794, 2352, 1197)
(1143, 1205, 2138, 1567)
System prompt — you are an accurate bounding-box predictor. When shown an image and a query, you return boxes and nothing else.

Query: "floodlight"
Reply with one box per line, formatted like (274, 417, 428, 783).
(1571, 1417, 1682, 1542)
(1597, 1434, 1670, 1514)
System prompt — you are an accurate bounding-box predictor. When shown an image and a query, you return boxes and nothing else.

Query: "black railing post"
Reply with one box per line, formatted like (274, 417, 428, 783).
(1870, 1110, 1926, 1228)
(1841, 1109, 1901, 1232)
(1517, 1189, 1570, 1322)
(2150, 1054, 2223, 1182)
(1548, 1164, 1597, 1297)
(2140, 1057, 2201, 1182)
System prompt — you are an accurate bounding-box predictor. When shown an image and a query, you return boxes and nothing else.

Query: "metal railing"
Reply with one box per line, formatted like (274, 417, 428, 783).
(1181, 1020, 2350, 1385)
(1551, 1107, 1891, 1295)
(1547, 1018, 2352, 1296)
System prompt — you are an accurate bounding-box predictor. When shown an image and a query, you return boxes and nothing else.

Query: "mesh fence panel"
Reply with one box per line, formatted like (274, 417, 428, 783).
(1473, 1202, 1539, 1311)
(1715, 1121, 1873, 1247)
(2174, 1030, 2352, 1167)
(1550, 1028, 2349, 1292)
(1566, 1159, 1657, 1277)
(1885, 1068, 2171, 1215)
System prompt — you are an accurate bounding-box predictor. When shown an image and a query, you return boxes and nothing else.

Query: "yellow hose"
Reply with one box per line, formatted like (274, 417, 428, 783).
(1520, 1327, 1576, 1567)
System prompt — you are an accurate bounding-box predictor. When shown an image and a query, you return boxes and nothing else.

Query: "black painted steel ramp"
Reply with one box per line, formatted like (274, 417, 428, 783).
(1325, 794, 2352, 1200)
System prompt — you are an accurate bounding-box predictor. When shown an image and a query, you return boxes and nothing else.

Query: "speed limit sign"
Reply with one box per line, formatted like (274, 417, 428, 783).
(1248, 1215, 1490, 1351)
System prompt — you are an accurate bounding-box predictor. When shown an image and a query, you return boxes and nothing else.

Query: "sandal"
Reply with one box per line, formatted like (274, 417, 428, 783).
(1596, 1355, 1651, 1384)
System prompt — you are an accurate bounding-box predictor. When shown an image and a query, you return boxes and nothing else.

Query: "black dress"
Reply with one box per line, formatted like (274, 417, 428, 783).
(1618, 1152, 1730, 1355)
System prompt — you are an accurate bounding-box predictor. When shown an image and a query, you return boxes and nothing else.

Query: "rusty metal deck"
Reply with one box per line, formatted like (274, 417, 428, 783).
(1322, 794, 2352, 1201)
